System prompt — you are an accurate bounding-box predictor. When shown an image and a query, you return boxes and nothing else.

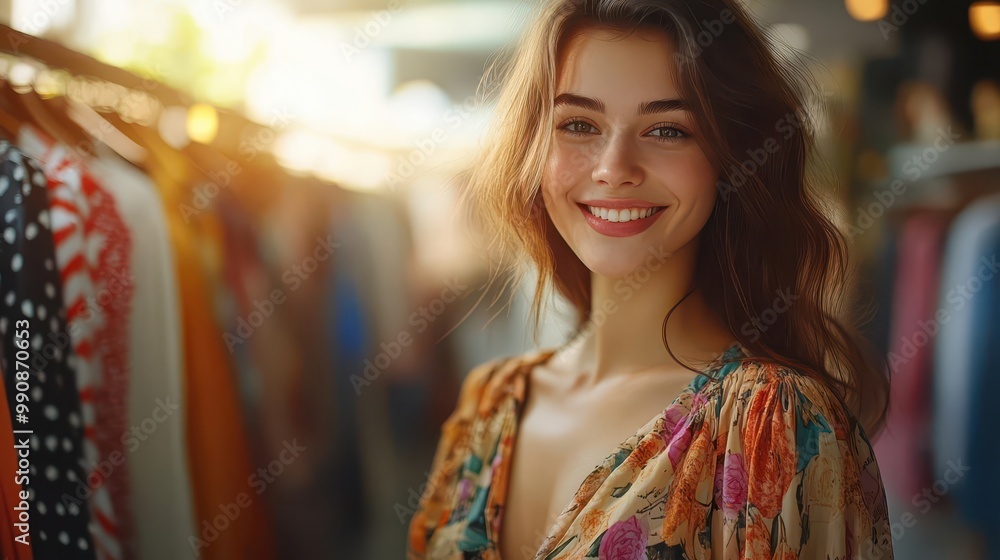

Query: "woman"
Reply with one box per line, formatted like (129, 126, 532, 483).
(407, 0, 894, 558)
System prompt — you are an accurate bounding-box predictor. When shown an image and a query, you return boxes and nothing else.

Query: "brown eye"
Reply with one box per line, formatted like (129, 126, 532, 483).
(559, 119, 598, 136)
(646, 123, 689, 143)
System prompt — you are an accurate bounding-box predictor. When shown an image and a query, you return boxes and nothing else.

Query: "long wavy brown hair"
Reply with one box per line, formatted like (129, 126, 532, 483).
(458, 0, 890, 436)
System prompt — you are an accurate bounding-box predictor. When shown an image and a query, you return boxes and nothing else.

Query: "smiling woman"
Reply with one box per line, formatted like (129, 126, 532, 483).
(406, 1, 894, 559)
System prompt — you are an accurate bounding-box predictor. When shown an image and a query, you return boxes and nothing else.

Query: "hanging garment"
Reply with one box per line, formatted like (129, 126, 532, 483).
(18, 126, 128, 560)
(216, 187, 341, 559)
(144, 139, 274, 560)
(865, 218, 902, 360)
(326, 236, 371, 551)
(229, 176, 345, 560)
(873, 208, 952, 501)
(933, 192, 1000, 539)
(0, 141, 97, 558)
(407, 342, 894, 560)
(86, 145, 195, 560)
(0, 364, 34, 560)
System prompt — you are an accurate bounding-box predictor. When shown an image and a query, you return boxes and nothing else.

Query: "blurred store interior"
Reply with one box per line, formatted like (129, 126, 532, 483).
(0, 0, 998, 558)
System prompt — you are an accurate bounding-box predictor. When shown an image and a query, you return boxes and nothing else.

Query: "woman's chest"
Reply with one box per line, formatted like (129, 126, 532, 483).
(498, 373, 697, 558)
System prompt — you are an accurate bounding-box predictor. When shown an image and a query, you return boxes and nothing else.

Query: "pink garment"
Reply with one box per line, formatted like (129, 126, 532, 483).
(873, 208, 952, 501)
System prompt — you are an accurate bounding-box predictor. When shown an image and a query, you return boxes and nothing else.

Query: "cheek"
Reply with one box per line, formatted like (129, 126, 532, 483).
(546, 142, 593, 194)
(652, 151, 719, 207)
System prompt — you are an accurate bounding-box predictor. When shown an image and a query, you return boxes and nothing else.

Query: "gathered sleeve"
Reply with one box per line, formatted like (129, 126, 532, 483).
(406, 357, 502, 558)
(713, 363, 894, 560)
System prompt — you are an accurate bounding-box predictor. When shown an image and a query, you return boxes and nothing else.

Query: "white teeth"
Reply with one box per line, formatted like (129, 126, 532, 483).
(586, 205, 661, 223)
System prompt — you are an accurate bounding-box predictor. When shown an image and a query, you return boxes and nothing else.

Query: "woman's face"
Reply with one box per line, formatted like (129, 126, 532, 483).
(542, 26, 719, 279)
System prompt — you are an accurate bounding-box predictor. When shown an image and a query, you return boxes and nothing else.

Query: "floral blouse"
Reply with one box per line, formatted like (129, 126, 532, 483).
(406, 341, 894, 560)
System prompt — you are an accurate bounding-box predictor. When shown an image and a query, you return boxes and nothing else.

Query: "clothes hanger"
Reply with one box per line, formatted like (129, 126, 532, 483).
(0, 78, 38, 139)
(0, 74, 21, 141)
(98, 109, 202, 200)
(60, 96, 149, 170)
(0, 102, 20, 142)
(0, 68, 97, 160)
(21, 82, 97, 158)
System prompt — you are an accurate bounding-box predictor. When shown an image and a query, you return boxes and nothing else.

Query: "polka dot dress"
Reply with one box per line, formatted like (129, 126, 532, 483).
(0, 141, 96, 559)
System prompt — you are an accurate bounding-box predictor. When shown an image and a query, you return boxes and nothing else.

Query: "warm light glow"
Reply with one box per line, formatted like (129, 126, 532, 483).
(186, 103, 219, 144)
(8, 62, 36, 88)
(12, 0, 77, 35)
(845, 0, 889, 22)
(158, 105, 190, 150)
(34, 69, 67, 98)
(970, 2, 1000, 40)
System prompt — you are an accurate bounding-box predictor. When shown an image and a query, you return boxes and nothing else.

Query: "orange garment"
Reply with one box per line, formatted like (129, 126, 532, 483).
(0, 367, 34, 560)
(145, 138, 275, 560)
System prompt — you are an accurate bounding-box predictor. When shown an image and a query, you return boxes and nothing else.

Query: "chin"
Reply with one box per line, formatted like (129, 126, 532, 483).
(577, 247, 655, 280)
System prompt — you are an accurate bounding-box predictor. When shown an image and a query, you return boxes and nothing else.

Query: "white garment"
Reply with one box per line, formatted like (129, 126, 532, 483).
(86, 146, 197, 560)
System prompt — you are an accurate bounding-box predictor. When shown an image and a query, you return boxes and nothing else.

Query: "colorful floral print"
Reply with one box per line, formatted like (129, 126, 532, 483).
(407, 342, 894, 560)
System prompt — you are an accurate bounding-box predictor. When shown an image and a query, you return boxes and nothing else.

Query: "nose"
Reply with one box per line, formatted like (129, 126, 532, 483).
(591, 132, 643, 189)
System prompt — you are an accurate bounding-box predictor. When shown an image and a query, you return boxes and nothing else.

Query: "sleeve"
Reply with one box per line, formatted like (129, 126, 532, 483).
(405, 357, 505, 559)
(728, 366, 893, 560)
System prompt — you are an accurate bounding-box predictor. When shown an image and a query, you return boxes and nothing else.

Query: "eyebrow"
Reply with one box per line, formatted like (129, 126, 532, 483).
(553, 93, 689, 115)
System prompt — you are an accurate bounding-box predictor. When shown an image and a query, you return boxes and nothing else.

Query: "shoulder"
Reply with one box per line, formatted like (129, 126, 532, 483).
(713, 358, 855, 441)
(449, 348, 556, 424)
(406, 349, 557, 556)
(714, 360, 869, 477)
(709, 359, 893, 558)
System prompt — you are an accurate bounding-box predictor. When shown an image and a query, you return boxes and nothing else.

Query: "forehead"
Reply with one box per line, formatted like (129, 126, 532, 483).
(555, 26, 681, 103)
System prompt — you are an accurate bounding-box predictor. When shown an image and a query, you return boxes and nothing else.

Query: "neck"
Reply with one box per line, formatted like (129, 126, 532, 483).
(559, 238, 735, 384)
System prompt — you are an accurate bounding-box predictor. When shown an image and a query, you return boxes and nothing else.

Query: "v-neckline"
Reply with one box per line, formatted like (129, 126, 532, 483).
(493, 339, 746, 559)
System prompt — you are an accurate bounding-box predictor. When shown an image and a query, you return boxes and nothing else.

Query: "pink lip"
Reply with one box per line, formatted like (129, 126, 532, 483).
(577, 202, 667, 238)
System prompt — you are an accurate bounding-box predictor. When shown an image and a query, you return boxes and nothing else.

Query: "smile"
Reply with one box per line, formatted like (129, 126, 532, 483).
(576, 202, 668, 238)
(584, 205, 666, 223)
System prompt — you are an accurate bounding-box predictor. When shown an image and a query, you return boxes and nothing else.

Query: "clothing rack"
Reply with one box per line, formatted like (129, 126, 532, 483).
(0, 24, 443, 560)
(0, 24, 190, 106)
(0, 23, 284, 169)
